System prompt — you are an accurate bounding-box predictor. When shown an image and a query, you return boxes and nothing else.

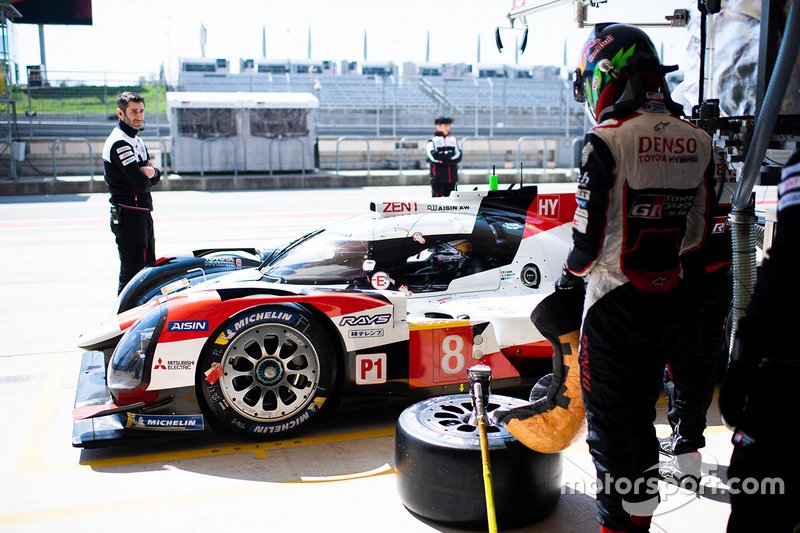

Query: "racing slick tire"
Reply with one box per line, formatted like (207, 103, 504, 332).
(395, 394, 562, 529)
(197, 305, 338, 438)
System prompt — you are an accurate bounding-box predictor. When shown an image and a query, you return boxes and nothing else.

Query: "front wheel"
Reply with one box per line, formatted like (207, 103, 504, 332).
(197, 305, 337, 437)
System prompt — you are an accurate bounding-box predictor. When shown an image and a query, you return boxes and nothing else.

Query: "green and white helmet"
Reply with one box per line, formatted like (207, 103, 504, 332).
(573, 23, 677, 123)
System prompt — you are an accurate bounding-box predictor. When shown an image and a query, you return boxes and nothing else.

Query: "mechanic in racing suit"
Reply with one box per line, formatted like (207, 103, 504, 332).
(426, 115, 462, 197)
(559, 24, 713, 533)
(102, 91, 161, 293)
(720, 147, 800, 532)
(659, 146, 736, 478)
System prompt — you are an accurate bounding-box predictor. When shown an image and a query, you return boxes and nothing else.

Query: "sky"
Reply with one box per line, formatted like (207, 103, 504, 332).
(9, 0, 693, 83)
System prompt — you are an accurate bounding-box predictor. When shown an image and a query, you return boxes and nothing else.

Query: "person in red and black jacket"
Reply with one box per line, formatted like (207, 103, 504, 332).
(426, 115, 461, 197)
(102, 91, 161, 293)
(559, 23, 714, 533)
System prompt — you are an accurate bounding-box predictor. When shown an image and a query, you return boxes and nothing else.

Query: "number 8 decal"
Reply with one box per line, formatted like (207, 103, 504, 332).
(441, 334, 465, 375)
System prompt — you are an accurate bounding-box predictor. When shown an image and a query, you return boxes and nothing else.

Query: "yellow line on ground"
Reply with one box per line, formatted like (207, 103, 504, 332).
(78, 426, 396, 469)
(297, 463, 395, 483)
(0, 460, 398, 527)
(17, 355, 72, 475)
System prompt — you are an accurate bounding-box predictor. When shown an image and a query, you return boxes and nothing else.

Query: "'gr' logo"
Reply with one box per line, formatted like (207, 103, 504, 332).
(630, 195, 665, 219)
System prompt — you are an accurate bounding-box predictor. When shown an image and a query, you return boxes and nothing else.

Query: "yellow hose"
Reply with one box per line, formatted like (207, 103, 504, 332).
(472, 379, 498, 533)
(478, 415, 498, 533)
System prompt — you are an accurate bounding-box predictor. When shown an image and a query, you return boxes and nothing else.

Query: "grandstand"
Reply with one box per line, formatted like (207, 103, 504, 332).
(174, 59, 583, 135)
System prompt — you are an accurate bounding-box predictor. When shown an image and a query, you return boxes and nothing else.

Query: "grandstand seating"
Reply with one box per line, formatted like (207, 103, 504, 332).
(178, 71, 577, 113)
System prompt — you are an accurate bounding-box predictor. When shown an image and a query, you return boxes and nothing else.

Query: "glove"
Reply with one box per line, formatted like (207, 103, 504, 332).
(555, 267, 583, 292)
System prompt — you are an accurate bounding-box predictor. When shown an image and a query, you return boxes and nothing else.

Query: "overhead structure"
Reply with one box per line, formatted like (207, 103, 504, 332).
(496, 0, 689, 52)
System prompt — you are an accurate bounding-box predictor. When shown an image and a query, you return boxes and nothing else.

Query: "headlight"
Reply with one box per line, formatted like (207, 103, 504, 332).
(108, 304, 166, 398)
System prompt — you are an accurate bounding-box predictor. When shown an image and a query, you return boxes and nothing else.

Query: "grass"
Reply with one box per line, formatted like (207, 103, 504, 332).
(14, 84, 167, 115)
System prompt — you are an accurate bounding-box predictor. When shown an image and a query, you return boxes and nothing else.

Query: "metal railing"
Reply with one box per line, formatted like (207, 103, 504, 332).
(199, 137, 238, 177)
(515, 136, 555, 173)
(460, 137, 493, 172)
(268, 136, 306, 176)
(397, 137, 430, 174)
(335, 136, 372, 175)
(49, 137, 94, 179)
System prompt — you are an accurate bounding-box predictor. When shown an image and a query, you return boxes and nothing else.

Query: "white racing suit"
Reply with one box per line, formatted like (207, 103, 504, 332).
(565, 102, 713, 531)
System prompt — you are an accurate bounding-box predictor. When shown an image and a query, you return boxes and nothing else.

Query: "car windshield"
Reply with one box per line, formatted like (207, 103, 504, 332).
(260, 227, 371, 285)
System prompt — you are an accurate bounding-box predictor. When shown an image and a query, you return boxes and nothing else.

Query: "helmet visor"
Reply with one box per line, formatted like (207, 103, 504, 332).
(572, 68, 586, 103)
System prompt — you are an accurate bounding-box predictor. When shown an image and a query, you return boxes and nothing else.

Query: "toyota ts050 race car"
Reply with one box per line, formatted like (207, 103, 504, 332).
(73, 185, 576, 447)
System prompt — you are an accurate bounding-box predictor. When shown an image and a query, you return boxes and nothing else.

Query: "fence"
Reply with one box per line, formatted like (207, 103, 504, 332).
(7, 69, 584, 139)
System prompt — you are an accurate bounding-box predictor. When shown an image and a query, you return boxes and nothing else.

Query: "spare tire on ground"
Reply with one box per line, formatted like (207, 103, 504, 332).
(395, 394, 563, 530)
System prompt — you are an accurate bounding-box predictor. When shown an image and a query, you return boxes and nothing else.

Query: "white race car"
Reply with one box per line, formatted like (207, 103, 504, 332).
(73, 185, 576, 447)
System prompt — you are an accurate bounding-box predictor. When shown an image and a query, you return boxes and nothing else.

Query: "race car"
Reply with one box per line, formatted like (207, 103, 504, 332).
(73, 185, 577, 447)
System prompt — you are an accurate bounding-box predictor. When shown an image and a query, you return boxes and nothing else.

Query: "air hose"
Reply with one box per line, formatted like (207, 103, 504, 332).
(729, 0, 800, 347)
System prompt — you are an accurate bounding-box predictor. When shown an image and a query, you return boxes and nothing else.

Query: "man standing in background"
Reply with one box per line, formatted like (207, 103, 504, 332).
(426, 115, 461, 197)
(102, 91, 161, 293)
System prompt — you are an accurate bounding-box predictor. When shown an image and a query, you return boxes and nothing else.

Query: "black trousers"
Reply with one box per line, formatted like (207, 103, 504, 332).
(580, 283, 681, 530)
(664, 268, 732, 452)
(727, 432, 800, 532)
(110, 207, 155, 294)
(430, 179, 457, 198)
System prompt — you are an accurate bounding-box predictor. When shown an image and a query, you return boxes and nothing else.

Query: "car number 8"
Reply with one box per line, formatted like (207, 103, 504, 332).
(441, 334, 466, 375)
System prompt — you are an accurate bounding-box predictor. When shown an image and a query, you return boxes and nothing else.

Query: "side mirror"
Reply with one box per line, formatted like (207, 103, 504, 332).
(362, 259, 376, 272)
(495, 27, 503, 52)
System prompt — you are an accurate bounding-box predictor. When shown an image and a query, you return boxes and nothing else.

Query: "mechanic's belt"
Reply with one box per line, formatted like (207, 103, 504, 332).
(118, 204, 151, 213)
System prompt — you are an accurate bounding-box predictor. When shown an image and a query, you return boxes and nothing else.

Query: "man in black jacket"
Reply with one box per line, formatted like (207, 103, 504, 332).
(720, 147, 800, 532)
(102, 91, 161, 293)
(426, 115, 461, 197)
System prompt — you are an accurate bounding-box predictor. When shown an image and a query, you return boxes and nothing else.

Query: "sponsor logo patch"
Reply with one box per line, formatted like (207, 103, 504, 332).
(168, 320, 209, 332)
(339, 313, 391, 327)
(536, 195, 560, 218)
(711, 216, 730, 234)
(247, 399, 325, 434)
(638, 136, 699, 164)
(778, 176, 800, 196)
(216, 311, 297, 344)
(573, 211, 588, 233)
(121, 155, 137, 166)
(356, 353, 387, 385)
(425, 204, 471, 212)
(153, 357, 195, 371)
(204, 256, 238, 268)
(500, 269, 516, 281)
(382, 201, 419, 213)
(580, 142, 594, 168)
(348, 329, 384, 338)
(629, 194, 693, 219)
(126, 413, 204, 431)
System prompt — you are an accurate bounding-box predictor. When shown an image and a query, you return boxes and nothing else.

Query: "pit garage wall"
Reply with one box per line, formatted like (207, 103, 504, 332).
(676, 0, 800, 116)
(170, 108, 316, 174)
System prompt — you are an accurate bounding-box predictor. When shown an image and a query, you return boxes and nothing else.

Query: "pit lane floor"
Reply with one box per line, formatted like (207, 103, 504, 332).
(0, 185, 746, 532)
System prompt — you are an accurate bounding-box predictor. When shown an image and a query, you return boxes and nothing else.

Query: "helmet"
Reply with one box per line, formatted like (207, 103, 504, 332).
(434, 115, 453, 125)
(573, 23, 681, 123)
